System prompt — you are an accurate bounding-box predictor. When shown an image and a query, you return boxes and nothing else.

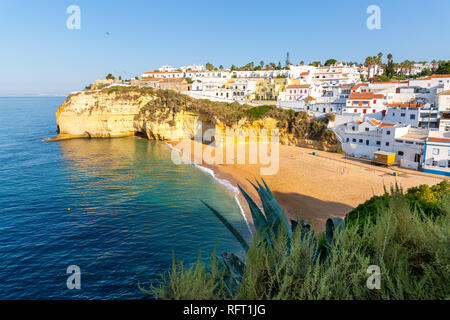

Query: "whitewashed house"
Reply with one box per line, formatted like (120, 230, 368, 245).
(422, 131, 450, 176)
(342, 92, 386, 118)
(337, 118, 426, 170)
(438, 90, 450, 132)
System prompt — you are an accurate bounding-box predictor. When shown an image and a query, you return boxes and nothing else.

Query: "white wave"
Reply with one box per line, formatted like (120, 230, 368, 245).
(165, 142, 251, 233)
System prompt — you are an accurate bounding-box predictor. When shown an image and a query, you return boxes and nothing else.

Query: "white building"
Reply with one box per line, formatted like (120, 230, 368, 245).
(422, 131, 450, 176)
(158, 65, 178, 72)
(409, 74, 450, 92)
(232, 69, 289, 79)
(342, 91, 386, 118)
(438, 90, 450, 132)
(284, 84, 321, 101)
(141, 71, 184, 79)
(180, 64, 205, 72)
(384, 104, 440, 130)
(337, 118, 427, 170)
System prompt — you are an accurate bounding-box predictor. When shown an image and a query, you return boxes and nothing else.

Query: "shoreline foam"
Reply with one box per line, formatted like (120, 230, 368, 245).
(164, 141, 252, 234)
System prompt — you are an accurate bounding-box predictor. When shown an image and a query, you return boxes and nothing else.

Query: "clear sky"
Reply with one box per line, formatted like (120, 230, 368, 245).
(0, 0, 449, 96)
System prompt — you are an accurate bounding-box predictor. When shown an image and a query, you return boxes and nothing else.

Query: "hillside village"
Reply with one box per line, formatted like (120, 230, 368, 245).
(89, 58, 450, 177)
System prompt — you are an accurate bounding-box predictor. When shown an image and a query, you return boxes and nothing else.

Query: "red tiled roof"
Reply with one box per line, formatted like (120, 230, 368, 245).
(420, 74, 450, 80)
(287, 84, 311, 88)
(348, 92, 384, 100)
(351, 83, 369, 91)
(378, 122, 395, 128)
(428, 137, 450, 143)
(387, 103, 424, 108)
(367, 118, 394, 128)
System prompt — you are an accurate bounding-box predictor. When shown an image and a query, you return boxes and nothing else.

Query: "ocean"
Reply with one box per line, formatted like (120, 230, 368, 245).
(0, 97, 251, 299)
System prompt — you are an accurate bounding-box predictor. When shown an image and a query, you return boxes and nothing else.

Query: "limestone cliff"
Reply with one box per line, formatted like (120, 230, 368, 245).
(55, 86, 339, 150)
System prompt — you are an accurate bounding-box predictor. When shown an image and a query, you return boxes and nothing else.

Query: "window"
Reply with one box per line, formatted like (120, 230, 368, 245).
(398, 151, 404, 156)
(386, 142, 390, 146)
(410, 114, 415, 120)
(359, 139, 363, 143)
(352, 138, 356, 143)
(376, 141, 381, 145)
(346, 138, 349, 142)
(365, 128, 369, 132)
(386, 130, 391, 135)
(352, 126, 355, 131)
(432, 148, 440, 155)
(366, 140, 369, 145)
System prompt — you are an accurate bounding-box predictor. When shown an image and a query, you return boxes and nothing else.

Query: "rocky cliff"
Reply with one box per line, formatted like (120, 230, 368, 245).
(55, 86, 339, 150)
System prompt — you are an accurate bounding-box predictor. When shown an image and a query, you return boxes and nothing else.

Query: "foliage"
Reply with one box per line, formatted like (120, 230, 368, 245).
(149, 181, 450, 299)
(246, 105, 272, 120)
(324, 58, 337, 66)
(106, 73, 115, 80)
(436, 61, 450, 74)
(346, 181, 449, 230)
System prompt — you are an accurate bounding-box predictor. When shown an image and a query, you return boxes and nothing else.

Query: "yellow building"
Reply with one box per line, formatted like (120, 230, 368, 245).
(250, 78, 303, 103)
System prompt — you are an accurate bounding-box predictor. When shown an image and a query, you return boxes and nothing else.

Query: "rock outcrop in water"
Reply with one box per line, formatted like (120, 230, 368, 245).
(55, 86, 339, 150)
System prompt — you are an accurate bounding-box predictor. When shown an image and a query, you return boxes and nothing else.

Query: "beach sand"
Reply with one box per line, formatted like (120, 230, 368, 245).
(167, 140, 446, 232)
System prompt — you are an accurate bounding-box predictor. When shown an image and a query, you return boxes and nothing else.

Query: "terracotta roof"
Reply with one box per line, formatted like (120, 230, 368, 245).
(304, 96, 316, 101)
(378, 122, 395, 128)
(348, 92, 384, 100)
(438, 90, 450, 95)
(428, 74, 450, 79)
(367, 118, 394, 128)
(287, 84, 311, 88)
(428, 137, 450, 143)
(421, 74, 450, 80)
(300, 72, 310, 76)
(351, 83, 369, 91)
(387, 103, 424, 108)
(373, 80, 408, 84)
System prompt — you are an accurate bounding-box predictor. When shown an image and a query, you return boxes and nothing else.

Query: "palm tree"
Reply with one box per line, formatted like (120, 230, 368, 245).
(365, 56, 375, 80)
(260, 60, 264, 69)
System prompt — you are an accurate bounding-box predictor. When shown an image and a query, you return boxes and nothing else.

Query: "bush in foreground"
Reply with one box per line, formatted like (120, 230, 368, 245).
(147, 181, 449, 300)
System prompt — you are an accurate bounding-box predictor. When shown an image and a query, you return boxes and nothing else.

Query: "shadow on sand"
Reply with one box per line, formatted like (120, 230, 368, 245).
(272, 191, 354, 233)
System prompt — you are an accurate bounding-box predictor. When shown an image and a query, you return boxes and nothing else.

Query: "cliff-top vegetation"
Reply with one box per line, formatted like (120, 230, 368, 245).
(67, 85, 338, 146)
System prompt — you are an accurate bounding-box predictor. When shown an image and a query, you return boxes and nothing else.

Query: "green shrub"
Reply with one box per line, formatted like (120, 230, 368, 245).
(347, 181, 449, 230)
(147, 182, 450, 300)
(246, 105, 272, 120)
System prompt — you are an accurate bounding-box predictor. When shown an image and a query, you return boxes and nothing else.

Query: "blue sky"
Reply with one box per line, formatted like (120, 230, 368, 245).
(0, 0, 449, 95)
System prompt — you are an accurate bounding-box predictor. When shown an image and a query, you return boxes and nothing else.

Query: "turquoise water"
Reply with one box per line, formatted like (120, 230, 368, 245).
(0, 97, 251, 299)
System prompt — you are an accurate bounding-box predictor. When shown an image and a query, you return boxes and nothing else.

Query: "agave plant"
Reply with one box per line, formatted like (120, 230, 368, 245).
(202, 178, 345, 288)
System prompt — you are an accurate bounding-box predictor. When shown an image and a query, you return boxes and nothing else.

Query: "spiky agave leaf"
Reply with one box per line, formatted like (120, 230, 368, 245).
(221, 251, 245, 283)
(256, 178, 292, 239)
(201, 201, 250, 252)
(325, 217, 346, 257)
(238, 185, 275, 249)
(237, 185, 269, 231)
(290, 219, 298, 233)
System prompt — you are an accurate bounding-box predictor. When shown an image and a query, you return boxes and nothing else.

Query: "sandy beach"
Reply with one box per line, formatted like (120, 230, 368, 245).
(167, 139, 446, 232)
